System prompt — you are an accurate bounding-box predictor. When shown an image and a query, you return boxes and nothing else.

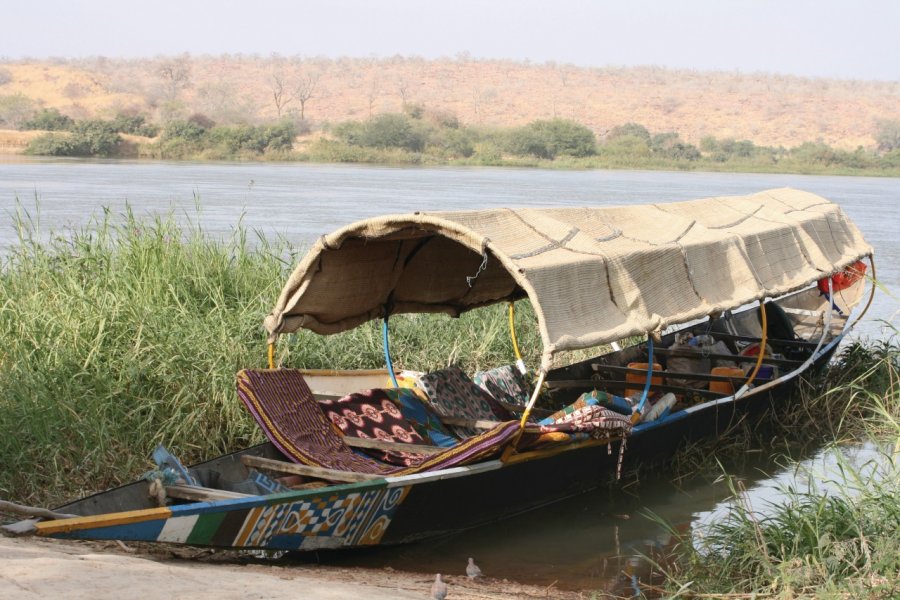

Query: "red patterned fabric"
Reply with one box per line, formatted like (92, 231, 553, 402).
(319, 389, 431, 466)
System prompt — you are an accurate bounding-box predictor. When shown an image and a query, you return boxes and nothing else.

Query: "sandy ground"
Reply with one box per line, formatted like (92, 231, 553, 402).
(0, 536, 591, 600)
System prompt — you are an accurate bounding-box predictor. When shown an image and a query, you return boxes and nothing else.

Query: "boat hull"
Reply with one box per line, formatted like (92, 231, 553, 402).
(36, 340, 838, 551)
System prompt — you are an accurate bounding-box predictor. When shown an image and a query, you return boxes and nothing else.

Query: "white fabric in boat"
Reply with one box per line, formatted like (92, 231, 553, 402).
(264, 188, 872, 370)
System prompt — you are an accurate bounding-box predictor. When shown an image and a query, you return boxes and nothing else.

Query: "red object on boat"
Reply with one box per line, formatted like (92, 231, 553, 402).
(817, 260, 867, 294)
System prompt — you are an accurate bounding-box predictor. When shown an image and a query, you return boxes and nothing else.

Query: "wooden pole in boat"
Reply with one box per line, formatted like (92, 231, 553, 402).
(0, 499, 77, 521)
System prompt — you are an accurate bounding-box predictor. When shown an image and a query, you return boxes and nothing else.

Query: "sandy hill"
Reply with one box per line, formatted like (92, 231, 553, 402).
(2, 56, 899, 149)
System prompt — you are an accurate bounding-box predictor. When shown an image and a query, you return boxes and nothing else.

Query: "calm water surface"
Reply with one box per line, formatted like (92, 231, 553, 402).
(1, 158, 897, 592)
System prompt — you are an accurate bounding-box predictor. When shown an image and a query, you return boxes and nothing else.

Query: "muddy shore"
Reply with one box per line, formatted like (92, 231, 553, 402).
(0, 536, 594, 599)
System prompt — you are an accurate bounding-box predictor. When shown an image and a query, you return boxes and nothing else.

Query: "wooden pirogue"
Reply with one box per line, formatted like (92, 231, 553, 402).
(6, 188, 875, 552)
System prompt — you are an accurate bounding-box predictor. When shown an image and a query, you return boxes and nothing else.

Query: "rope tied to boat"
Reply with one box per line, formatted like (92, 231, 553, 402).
(143, 466, 179, 507)
(465, 250, 488, 288)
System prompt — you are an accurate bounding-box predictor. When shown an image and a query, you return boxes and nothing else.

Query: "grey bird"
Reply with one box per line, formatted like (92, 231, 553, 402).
(466, 557, 483, 579)
(431, 573, 448, 600)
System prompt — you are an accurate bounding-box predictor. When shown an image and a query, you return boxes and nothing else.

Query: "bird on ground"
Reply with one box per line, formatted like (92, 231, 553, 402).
(431, 573, 448, 600)
(466, 557, 483, 579)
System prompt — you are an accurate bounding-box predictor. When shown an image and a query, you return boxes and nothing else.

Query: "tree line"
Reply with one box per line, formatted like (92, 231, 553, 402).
(15, 106, 900, 174)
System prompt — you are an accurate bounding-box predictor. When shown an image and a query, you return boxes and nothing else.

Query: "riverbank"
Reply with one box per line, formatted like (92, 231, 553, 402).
(0, 536, 587, 599)
(4, 125, 900, 178)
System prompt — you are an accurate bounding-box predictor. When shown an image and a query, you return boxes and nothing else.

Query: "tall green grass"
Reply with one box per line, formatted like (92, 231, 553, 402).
(0, 208, 543, 506)
(651, 341, 900, 599)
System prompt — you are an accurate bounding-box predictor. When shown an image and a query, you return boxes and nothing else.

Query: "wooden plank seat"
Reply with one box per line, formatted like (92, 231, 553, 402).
(241, 455, 384, 483)
(165, 484, 253, 502)
(342, 436, 443, 455)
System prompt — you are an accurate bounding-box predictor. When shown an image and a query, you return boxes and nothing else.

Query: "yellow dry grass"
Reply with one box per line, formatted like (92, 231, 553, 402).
(0, 129, 42, 154)
(3, 57, 899, 149)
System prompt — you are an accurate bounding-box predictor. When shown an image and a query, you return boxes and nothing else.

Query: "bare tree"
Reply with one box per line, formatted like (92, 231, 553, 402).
(366, 75, 380, 117)
(295, 72, 319, 120)
(271, 73, 294, 118)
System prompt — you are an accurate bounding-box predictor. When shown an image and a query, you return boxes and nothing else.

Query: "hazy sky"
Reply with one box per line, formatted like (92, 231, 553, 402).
(5, 0, 899, 81)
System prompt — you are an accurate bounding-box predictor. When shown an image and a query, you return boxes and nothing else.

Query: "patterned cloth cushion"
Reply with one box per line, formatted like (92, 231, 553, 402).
(473, 364, 531, 407)
(237, 369, 399, 475)
(237, 369, 522, 476)
(536, 390, 633, 440)
(417, 366, 512, 437)
(319, 389, 431, 466)
(383, 387, 458, 448)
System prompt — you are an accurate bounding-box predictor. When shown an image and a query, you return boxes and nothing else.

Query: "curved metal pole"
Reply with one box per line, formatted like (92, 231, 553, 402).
(735, 300, 768, 398)
(518, 369, 547, 428)
(382, 318, 399, 388)
(739, 276, 835, 399)
(508, 301, 527, 374)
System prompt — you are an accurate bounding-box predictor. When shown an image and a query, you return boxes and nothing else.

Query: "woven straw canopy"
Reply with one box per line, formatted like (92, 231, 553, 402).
(265, 188, 871, 370)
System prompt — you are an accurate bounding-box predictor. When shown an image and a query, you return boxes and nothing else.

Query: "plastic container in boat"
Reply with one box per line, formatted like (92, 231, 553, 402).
(625, 362, 663, 398)
(641, 392, 677, 423)
(600, 394, 635, 416)
(709, 366, 745, 395)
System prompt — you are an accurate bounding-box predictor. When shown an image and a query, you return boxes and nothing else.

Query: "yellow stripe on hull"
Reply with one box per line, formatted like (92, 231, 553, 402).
(34, 506, 173, 535)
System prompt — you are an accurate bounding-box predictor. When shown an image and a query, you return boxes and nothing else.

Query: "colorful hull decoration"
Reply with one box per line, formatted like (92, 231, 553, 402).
(37, 479, 410, 550)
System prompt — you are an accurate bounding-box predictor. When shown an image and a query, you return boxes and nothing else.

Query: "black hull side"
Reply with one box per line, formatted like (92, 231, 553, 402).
(380, 343, 838, 545)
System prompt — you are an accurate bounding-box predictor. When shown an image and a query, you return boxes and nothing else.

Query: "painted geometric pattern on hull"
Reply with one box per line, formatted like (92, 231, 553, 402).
(233, 486, 410, 550)
(39, 482, 411, 551)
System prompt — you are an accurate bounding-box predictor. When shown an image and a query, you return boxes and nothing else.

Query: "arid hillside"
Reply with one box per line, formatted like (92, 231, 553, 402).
(2, 56, 899, 149)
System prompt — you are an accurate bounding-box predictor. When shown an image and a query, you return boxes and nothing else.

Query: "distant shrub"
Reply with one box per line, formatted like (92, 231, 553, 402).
(789, 141, 839, 165)
(206, 121, 296, 155)
(608, 122, 651, 143)
(25, 120, 121, 157)
(0, 68, 11, 86)
(334, 113, 428, 152)
(21, 108, 75, 132)
(24, 133, 79, 156)
(700, 137, 757, 162)
(187, 113, 216, 129)
(427, 127, 475, 158)
(162, 119, 207, 143)
(505, 118, 596, 159)
(504, 125, 554, 159)
(650, 132, 700, 160)
(111, 113, 159, 137)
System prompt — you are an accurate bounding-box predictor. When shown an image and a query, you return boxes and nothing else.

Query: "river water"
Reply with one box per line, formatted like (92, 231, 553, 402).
(1, 157, 898, 592)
